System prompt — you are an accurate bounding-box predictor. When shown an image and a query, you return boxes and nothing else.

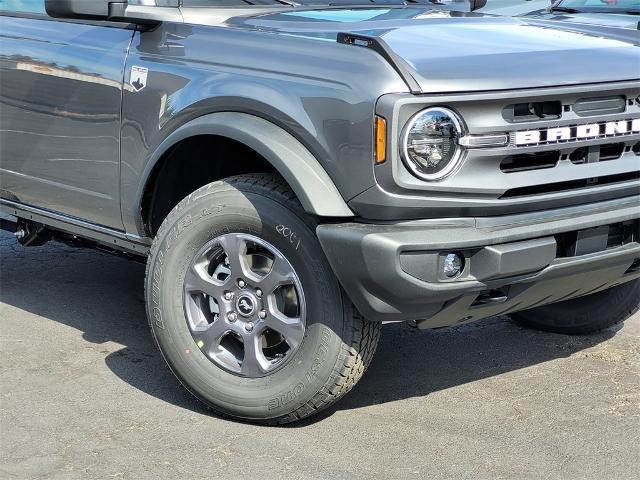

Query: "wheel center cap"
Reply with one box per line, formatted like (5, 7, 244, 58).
(236, 294, 256, 317)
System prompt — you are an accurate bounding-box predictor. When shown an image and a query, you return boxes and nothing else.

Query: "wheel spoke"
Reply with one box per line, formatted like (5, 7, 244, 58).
(258, 253, 296, 294)
(263, 300, 305, 350)
(192, 319, 231, 353)
(241, 334, 271, 376)
(216, 235, 252, 280)
(184, 262, 227, 299)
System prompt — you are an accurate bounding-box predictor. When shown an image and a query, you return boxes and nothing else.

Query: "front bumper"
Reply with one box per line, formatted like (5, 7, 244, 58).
(317, 196, 640, 328)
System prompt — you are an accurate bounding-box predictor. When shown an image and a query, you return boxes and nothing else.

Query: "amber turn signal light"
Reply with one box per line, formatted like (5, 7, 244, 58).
(374, 116, 387, 164)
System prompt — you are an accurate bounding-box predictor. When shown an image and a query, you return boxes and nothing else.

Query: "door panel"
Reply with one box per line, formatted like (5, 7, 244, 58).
(0, 15, 134, 228)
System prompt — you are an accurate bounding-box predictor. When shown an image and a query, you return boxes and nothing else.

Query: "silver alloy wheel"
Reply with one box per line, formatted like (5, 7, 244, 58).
(183, 233, 306, 377)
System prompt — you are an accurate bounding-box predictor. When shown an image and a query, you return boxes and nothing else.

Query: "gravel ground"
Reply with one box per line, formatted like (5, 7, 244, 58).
(1, 230, 639, 480)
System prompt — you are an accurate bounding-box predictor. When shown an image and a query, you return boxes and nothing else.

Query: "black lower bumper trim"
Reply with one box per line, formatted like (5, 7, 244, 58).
(317, 196, 640, 325)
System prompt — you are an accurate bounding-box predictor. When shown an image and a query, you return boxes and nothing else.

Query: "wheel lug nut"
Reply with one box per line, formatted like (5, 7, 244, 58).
(245, 322, 254, 332)
(256, 289, 263, 298)
(237, 279, 246, 288)
(228, 312, 238, 322)
(258, 310, 266, 319)
(224, 291, 233, 301)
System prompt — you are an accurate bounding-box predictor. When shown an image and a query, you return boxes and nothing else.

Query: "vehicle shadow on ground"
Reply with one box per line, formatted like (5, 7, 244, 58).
(0, 234, 617, 425)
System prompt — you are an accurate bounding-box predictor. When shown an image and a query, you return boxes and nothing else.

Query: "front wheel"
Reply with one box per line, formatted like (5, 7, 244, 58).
(511, 279, 639, 335)
(145, 174, 380, 424)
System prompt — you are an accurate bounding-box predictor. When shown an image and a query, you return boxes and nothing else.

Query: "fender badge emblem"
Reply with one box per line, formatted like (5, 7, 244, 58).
(130, 66, 148, 92)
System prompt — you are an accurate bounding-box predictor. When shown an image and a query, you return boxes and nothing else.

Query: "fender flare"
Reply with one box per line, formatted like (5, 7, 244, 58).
(140, 112, 354, 218)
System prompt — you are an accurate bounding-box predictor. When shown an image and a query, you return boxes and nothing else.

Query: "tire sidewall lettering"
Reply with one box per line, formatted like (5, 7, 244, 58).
(268, 325, 332, 410)
(276, 224, 301, 250)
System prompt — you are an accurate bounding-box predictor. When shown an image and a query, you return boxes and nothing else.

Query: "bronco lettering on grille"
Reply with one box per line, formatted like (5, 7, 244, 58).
(514, 118, 640, 146)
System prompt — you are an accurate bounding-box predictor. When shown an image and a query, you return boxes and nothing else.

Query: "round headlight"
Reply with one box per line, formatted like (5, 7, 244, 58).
(401, 107, 463, 181)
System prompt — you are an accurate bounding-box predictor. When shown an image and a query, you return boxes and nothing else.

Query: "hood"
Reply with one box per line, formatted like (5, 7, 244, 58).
(225, 7, 640, 93)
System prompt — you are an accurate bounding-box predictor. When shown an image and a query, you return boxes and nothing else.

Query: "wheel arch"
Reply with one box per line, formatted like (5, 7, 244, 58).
(137, 112, 354, 234)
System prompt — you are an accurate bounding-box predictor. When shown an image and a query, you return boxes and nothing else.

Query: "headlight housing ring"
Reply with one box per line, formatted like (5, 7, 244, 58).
(401, 107, 464, 181)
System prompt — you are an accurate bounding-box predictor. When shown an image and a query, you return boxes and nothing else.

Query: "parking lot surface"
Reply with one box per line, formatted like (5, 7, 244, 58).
(1, 230, 639, 480)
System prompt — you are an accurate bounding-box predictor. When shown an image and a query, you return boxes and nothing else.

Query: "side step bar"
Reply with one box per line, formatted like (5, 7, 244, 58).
(0, 199, 150, 256)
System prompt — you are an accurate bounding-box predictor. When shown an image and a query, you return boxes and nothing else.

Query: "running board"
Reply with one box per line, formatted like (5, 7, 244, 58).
(0, 199, 150, 256)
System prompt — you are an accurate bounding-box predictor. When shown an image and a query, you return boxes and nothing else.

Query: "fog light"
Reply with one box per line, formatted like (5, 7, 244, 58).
(443, 253, 464, 278)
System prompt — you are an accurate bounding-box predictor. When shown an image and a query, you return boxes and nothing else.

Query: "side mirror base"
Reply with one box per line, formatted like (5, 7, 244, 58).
(45, 0, 180, 24)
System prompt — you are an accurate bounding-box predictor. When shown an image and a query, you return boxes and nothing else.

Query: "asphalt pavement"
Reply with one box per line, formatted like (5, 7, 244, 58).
(1, 230, 638, 480)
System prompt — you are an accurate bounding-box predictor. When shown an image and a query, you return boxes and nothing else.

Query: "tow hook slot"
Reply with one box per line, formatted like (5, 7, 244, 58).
(471, 288, 509, 307)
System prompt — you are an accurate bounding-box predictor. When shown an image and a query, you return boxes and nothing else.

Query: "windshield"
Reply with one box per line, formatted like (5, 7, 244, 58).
(181, 0, 476, 6)
(183, 0, 406, 4)
(553, 0, 640, 13)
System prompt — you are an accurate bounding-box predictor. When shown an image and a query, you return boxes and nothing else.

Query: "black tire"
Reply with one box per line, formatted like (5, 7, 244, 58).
(511, 279, 639, 335)
(145, 173, 381, 424)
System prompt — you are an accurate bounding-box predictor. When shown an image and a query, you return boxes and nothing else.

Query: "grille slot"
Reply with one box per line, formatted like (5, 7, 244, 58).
(574, 96, 626, 117)
(600, 143, 625, 161)
(500, 171, 640, 198)
(569, 143, 625, 164)
(569, 147, 589, 164)
(500, 151, 559, 173)
(502, 101, 561, 123)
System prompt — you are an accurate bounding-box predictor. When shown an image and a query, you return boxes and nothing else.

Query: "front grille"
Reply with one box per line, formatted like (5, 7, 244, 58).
(490, 88, 640, 201)
(386, 82, 640, 217)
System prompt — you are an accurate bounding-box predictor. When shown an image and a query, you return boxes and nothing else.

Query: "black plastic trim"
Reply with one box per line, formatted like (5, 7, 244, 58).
(317, 196, 640, 324)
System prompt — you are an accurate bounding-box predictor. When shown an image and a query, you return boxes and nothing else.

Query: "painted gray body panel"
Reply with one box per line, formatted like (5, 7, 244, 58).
(0, 15, 133, 229)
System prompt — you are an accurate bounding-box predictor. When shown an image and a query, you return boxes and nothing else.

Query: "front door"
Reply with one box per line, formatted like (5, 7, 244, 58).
(0, 3, 134, 229)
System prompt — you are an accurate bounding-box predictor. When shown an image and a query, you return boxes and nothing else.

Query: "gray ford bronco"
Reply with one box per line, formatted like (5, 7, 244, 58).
(1, 0, 639, 424)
